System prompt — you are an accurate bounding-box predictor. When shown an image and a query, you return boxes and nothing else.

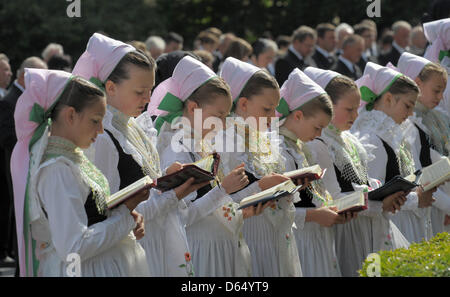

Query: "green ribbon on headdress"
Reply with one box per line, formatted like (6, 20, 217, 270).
(24, 75, 74, 276)
(439, 50, 450, 62)
(276, 97, 291, 120)
(89, 77, 105, 92)
(359, 74, 403, 111)
(154, 92, 184, 134)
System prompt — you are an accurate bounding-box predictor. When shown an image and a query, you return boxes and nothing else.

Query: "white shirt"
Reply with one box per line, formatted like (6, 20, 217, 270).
(392, 41, 408, 54)
(338, 55, 356, 73)
(14, 80, 25, 92)
(315, 45, 332, 58)
(289, 44, 304, 61)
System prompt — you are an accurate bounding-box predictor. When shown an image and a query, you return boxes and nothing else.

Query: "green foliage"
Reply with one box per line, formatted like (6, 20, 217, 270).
(0, 0, 430, 74)
(360, 232, 450, 277)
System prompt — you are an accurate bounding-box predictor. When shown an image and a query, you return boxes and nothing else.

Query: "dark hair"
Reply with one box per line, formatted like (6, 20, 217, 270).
(325, 75, 358, 104)
(316, 23, 336, 39)
(154, 51, 201, 89)
(223, 38, 253, 61)
(196, 31, 219, 46)
(276, 35, 292, 49)
(185, 76, 232, 107)
(51, 77, 105, 120)
(296, 93, 334, 118)
(354, 23, 373, 36)
(251, 38, 277, 58)
(166, 32, 184, 44)
(239, 70, 279, 99)
(47, 54, 72, 72)
(107, 50, 156, 84)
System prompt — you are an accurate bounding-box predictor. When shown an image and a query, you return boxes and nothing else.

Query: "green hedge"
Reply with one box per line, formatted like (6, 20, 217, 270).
(360, 232, 450, 277)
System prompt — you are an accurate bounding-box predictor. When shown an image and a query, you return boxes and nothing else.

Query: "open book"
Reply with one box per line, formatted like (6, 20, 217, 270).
(368, 176, 418, 201)
(284, 164, 326, 184)
(330, 191, 368, 214)
(106, 153, 220, 209)
(406, 157, 450, 192)
(106, 176, 155, 209)
(238, 180, 301, 210)
(154, 152, 220, 192)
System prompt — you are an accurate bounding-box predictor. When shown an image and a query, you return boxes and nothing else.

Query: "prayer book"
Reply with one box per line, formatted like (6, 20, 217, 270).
(330, 191, 368, 214)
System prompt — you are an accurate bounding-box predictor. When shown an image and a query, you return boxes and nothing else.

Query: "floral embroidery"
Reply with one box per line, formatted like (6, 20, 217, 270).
(179, 252, 194, 276)
(222, 203, 236, 221)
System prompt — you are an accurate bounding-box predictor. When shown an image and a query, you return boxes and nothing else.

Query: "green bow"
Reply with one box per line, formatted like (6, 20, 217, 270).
(359, 74, 402, 111)
(276, 97, 291, 119)
(89, 77, 105, 92)
(28, 103, 56, 148)
(154, 92, 184, 134)
(439, 50, 450, 62)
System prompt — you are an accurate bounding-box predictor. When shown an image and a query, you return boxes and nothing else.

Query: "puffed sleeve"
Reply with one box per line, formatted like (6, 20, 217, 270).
(37, 162, 135, 262)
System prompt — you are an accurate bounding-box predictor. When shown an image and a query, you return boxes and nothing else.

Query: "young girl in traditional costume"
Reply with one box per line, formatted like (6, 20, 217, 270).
(305, 66, 410, 276)
(11, 69, 149, 276)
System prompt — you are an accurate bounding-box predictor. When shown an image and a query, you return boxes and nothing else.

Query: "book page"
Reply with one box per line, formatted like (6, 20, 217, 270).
(240, 180, 297, 206)
(106, 175, 153, 208)
(193, 154, 214, 172)
(330, 191, 365, 212)
(419, 158, 450, 191)
(284, 164, 322, 178)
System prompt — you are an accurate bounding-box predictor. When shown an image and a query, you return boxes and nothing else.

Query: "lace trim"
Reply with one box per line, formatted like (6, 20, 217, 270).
(106, 106, 162, 179)
(43, 136, 109, 215)
(321, 125, 369, 185)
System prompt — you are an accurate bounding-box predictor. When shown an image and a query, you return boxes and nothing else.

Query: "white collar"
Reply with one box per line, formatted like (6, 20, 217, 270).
(338, 55, 355, 73)
(315, 46, 331, 58)
(0, 88, 6, 96)
(392, 41, 407, 54)
(13, 80, 25, 92)
(289, 44, 304, 61)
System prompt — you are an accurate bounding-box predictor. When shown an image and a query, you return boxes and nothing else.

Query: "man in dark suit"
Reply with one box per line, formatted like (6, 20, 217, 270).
(331, 34, 364, 80)
(312, 23, 337, 70)
(0, 57, 46, 270)
(379, 21, 411, 66)
(275, 26, 316, 85)
(354, 23, 379, 72)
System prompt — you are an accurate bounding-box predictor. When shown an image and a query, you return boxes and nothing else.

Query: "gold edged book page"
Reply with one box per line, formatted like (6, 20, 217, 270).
(329, 191, 368, 214)
(284, 164, 326, 183)
(106, 176, 155, 209)
(238, 180, 301, 210)
(409, 157, 450, 192)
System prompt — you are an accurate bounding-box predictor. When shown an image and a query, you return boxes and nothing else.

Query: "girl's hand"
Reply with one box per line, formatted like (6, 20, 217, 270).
(307, 206, 345, 227)
(382, 191, 407, 213)
(131, 210, 145, 240)
(417, 186, 436, 208)
(258, 173, 290, 191)
(166, 162, 183, 175)
(174, 177, 211, 200)
(242, 201, 275, 219)
(124, 188, 150, 211)
(221, 163, 249, 194)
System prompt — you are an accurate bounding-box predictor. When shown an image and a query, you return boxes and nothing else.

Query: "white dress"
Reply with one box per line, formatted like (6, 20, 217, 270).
(31, 150, 148, 276)
(437, 57, 450, 117)
(87, 106, 188, 276)
(309, 126, 409, 277)
(218, 121, 302, 277)
(351, 109, 432, 244)
(405, 113, 450, 236)
(279, 129, 341, 277)
(157, 123, 252, 277)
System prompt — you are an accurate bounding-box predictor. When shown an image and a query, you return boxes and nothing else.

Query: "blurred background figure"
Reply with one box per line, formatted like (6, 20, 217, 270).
(275, 25, 316, 85)
(41, 43, 64, 64)
(335, 23, 354, 56)
(312, 23, 336, 69)
(276, 35, 291, 56)
(0, 54, 12, 98)
(379, 20, 411, 66)
(212, 32, 235, 73)
(251, 38, 278, 74)
(223, 37, 253, 63)
(164, 32, 184, 53)
(46, 54, 72, 72)
(354, 22, 379, 71)
(145, 36, 166, 59)
(195, 30, 220, 53)
(409, 25, 428, 56)
(193, 49, 214, 69)
(331, 34, 364, 80)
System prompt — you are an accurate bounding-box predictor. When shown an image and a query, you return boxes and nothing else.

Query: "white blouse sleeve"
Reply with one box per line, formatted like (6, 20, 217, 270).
(37, 162, 135, 262)
(90, 133, 121, 194)
(365, 135, 388, 184)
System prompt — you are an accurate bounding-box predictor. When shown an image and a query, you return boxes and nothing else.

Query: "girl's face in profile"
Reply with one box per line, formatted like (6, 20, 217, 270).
(416, 73, 447, 109)
(107, 65, 155, 117)
(71, 97, 106, 149)
(332, 89, 361, 131)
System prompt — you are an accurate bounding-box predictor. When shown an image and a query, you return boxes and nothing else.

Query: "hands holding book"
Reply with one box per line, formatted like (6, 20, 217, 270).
(242, 201, 276, 219)
(416, 186, 437, 208)
(257, 173, 290, 190)
(165, 162, 212, 200)
(221, 163, 250, 194)
(124, 188, 151, 211)
(306, 206, 349, 227)
(382, 191, 407, 213)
